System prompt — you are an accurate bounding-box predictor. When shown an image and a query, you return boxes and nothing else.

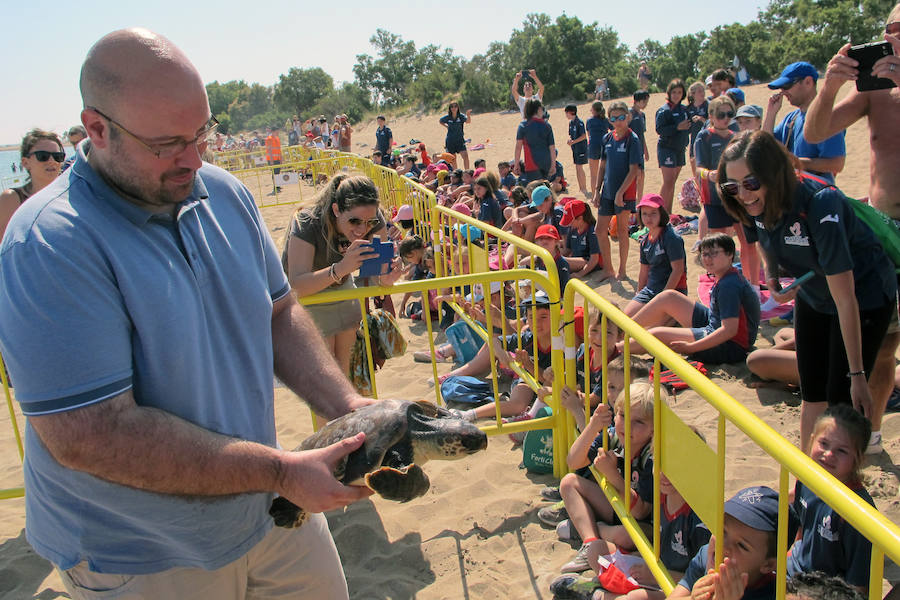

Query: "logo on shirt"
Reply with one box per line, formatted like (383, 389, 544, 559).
(817, 515, 839, 542)
(819, 214, 839, 224)
(671, 530, 688, 556)
(784, 221, 810, 247)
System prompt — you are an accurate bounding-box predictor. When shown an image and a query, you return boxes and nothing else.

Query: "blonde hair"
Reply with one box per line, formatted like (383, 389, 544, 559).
(708, 95, 735, 116)
(613, 381, 665, 420)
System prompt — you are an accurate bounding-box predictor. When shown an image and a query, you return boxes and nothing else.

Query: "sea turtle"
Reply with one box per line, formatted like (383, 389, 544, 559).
(269, 399, 488, 528)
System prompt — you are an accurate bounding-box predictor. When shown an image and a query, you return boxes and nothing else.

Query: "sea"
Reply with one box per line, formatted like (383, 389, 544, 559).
(0, 148, 75, 189)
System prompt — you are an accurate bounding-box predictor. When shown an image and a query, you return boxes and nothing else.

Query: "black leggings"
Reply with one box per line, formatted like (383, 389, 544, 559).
(794, 295, 894, 405)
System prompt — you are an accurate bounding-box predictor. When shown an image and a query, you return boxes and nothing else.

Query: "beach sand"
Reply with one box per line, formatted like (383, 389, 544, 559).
(1, 83, 897, 599)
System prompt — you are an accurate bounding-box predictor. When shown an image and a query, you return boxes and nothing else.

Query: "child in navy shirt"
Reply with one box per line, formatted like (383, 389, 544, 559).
(586, 101, 612, 200)
(498, 161, 517, 190)
(520, 224, 571, 293)
(788, 405, 875, 595)
(558, 199, 602, 279)
(471, 174, 504, 228)
(374, 115, 393, 166)
(630, 90, 651, 199)
(625, 233, 760, 364)
(565, 104, 589, 199)
(625, 193, 687, 317)
(596, 101, 642, 281)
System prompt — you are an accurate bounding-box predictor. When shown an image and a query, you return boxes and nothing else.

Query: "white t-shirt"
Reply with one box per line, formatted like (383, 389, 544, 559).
(516, 93, 542, 117)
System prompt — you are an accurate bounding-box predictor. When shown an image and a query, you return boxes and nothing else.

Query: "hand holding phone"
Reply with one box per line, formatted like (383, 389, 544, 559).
(848, 40, 896, 91)
(359, 236, 395, 277)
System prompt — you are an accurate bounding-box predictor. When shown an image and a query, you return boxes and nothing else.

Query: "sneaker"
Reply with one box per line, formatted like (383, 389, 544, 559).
(540, 485, 562, 502)
(504, 411, 532, 445)
(549, 573, 601, 600)
(538, 501, 568, 527)
(561, 542, 594, 573)
(449, 408, 476, 423)
(556, 519, 581, 544)
(865, 431, 883, 455)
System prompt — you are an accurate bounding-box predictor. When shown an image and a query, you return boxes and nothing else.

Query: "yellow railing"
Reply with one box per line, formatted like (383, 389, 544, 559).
(561, 279, 900, 599)
(0, 352, 24, 500)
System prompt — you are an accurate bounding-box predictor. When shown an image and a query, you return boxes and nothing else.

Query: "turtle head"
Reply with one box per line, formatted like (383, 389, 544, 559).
(407, 402, 488, 462)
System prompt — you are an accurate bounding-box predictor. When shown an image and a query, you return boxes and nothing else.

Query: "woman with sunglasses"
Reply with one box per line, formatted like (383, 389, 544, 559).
(0, 129, 65, 237)
(282, 173, 401, 375)
(439, 102, 473, 170)
(695, 96, 761, 290)
(719, 130, 897, 452)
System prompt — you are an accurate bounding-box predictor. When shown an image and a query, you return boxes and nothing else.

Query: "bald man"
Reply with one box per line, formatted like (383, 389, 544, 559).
(805, 5, 900, 454)
(0, 28, 372, 598)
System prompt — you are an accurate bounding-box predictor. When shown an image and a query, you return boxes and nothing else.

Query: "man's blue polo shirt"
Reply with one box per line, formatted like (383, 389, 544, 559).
(0, 143, 291, 574)
(774, 109, 845, 184)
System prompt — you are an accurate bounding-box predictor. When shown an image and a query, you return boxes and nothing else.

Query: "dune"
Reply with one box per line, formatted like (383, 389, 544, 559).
(0, 82, 896, 599)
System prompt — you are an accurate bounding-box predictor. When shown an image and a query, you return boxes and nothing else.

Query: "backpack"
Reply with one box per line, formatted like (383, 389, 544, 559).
(679, 178, 701, 212)
(348, 309, 407, 396)
(522, 406, 554, 474)
(440, 375, 494, 404)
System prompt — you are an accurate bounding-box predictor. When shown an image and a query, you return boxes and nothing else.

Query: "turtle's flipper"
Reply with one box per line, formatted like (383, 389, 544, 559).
(269, 496, 309, 529)
(365, 464, 430, 502)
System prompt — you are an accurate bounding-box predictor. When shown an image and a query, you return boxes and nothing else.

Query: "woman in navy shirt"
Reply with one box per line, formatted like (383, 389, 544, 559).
(439, 102, 473, 169)
(655, 79, 691, 212)
(719, 130, 896, 452)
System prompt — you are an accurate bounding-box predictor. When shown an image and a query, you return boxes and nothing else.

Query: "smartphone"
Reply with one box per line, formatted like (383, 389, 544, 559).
(780, 270, 816, 294)
(848, 40, 896, 91)
(359, 236, 395, 278)
(521, 69, 533, 82)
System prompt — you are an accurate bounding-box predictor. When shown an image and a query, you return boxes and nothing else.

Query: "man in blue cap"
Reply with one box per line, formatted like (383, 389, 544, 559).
(762, 61, 846, 184)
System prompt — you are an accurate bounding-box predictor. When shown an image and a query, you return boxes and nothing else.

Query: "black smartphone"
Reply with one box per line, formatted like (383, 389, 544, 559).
(848, 40, 896, 91)
(521, 69, 532, 82)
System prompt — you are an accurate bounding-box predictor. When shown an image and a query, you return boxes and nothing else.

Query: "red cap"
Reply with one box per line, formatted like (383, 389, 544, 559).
(636, 193, 665, 211)
(559, 199, 588, 227)
(535, 224, 561, 240)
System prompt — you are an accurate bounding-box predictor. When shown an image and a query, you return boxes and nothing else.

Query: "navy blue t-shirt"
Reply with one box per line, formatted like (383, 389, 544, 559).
(686, 100, 708, 149)
(586, 117, 612, 156)
(706, 268, 760, 350)
(656, 102, 690, 150)
(569, 116, 588, 154)
(503, 328, 552, 371)
(743, 175, 897, 314)
(628, 109, 647, 154)
(516, 118, 555, 173)
(786, 480, 874, 587)
(639, 225, 687, 293)
(500, 172, 517, 190)
(439, 114, 467, 143)
(694, 127, 735, 206)
(566, 223, 601, 261)
(535, 253, 571, 293)
(599, 130, 642, 201)
(375, 125, 392, 155)
(586, 428, 654, 519)
(477, 193, 503, 227)
(659, 497, 711, 573)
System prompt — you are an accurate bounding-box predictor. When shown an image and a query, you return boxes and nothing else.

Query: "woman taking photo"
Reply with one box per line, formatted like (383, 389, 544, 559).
(0, 129, 65, 237)
(655, 79, 691, 211)
(439, 102, 473, 170)
(282, 173, 401, 374)
(719, 130, 896, 452)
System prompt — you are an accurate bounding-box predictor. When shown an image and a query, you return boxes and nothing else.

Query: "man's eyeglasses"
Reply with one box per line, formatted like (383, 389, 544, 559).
(609, 114, 628, 122)
(27, 150, 66, 163)
(720, 175, 762, 196)
(346, 216, 381, 228)
(715, 110, 735, 120)
(87, 106, 218, 159)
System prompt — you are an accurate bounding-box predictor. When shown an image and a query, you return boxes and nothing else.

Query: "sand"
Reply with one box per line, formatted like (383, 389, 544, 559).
(1, 83, 897, 599)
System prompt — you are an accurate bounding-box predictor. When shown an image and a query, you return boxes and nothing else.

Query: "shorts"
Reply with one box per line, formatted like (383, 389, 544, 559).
(688, 303, 748, 364)
(588, 144, 602, 161)
(572, 146, 588, 165)
(706, 203, 735, 229)
(657, 145, 686, 168)
(598, 196, 636, 217)
(632, 285, 688, 305)
(445, 138, 466, 154)
(523, 169, 549, 183)
(268, 159, 282, 176)
(339, 145, 351, 153)
(303, 276, 361, 337)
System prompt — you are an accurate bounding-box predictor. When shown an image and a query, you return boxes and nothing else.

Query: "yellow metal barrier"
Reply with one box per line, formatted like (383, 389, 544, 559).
(0, 352, 24, 500)
(561, 278, 900, 599)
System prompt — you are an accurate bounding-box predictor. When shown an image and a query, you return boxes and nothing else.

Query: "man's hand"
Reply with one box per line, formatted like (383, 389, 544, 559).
(872, 34, 900, 86)
(767, 91, 784, 114)
(823, 43, 859, 87)
(277, 432, 374, 515)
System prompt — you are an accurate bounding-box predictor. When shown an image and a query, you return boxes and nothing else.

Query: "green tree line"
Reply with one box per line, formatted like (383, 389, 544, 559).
(208, 0, 892, 134)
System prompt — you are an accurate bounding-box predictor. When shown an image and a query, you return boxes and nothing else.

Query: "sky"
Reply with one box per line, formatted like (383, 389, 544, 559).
(0, 0, 763, 145)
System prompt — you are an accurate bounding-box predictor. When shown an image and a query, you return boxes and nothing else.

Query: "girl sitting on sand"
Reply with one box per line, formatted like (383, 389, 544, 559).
(559, 199, 602, 279)
(623, 194, 687, 318)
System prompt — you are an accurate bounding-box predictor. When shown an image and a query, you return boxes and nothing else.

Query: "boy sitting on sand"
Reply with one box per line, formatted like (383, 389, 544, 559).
(622, 233, 760, 365)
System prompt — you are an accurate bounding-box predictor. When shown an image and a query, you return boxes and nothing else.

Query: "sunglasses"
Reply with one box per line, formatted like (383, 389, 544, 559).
(608, 114, 628, 122)
(780, 78, 801, 91)
(715, 110, 735, 120)
(346, 216, 381, 228)
(28, 150, 66, 163)
(720, 175, 762, 196)
(886, 21, 900, 35)
(700, 249, 723, 259)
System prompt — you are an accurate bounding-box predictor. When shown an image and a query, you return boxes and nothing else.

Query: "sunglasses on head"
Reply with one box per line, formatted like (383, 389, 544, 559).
(28, 150, 66, 163)
(608, 114, 628, 122)
(720, 175, 762, 196)
(715, 110, 735, 120)
(346, 216, 381, 228)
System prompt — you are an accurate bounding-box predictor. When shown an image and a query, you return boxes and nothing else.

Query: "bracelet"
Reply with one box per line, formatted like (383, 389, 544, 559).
(847, 370, 866, 378)
(329, 263, 342, 283)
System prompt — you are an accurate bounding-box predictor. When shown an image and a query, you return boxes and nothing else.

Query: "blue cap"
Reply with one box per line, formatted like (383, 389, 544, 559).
(724, 486, 780, 532)
(453, 223, 483, 241)
(768, 62, 818, 89)
(726, 87, 745, 103)
(529, 185, 552, 208)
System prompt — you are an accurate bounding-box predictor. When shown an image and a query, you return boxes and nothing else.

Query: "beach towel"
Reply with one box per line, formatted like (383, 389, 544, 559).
(697, 272, 792, 320)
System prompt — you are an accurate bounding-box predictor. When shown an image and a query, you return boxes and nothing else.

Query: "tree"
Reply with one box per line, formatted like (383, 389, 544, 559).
(273, 67, 333, 117)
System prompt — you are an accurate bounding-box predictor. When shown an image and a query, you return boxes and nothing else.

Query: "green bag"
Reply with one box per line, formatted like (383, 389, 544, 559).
(522, 406, 554, 474)
(848, 197, 900, 272)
